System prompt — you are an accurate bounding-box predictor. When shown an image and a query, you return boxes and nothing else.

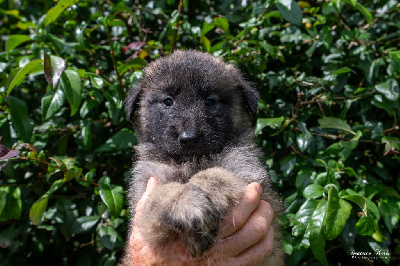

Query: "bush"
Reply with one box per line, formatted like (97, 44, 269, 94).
(0, 0, 399, 265)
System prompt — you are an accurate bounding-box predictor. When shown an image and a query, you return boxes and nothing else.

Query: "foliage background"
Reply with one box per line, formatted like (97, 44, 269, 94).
(0, 0, 399, 265)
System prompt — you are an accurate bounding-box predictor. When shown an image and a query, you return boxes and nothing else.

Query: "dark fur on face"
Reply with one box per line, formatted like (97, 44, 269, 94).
(123, 50, 284, 265)
(126, 50, 259, 163)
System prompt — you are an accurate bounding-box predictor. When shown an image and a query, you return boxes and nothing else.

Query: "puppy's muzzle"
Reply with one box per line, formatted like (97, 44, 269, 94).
(178, 131, 201, 146)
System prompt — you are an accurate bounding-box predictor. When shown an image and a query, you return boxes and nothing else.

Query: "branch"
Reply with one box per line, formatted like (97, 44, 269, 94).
(99, 4, 124, 90)
(170, 0, 183, 53)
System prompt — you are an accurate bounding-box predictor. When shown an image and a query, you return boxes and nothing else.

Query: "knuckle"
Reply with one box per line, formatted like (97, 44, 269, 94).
(259, 200, 274, 217)
(252, 216, 269, 236)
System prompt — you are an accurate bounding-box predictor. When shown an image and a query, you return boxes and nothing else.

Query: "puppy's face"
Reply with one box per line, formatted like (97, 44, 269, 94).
(126, 50, 259, 162)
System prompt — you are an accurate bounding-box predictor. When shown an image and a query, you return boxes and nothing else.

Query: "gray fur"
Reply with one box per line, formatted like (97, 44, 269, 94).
(123, 50, 284, 265)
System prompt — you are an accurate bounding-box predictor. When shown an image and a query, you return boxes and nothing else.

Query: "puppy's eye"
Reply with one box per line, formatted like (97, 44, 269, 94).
(205, 98, 216, 107)
(163, 97, 173, 107)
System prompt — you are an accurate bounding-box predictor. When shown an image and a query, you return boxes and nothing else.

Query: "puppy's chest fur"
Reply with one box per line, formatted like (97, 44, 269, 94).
(130, 137, 268, 206)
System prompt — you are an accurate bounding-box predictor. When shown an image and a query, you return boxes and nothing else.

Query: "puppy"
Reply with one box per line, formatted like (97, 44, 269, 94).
(124, 50, 284, 265)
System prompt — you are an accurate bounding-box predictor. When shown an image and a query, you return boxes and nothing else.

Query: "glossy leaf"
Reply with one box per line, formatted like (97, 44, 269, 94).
(0, 187, 22, 221)
(318, 117, 355, 135)
(255, 117, 284, 135)
(6, 96, 34, 142)
(29, 197, 49, 225)
(309, 199, 328, 266)
(214, 16, 229, 34)
(44, 0, 79, 26)
(276, 0, 303, 26)
(60, 70, 82, 116)
(303, 184, 323, 199)
(44, 53, 66, 90)
(324, 186, 352, 240)
(99, 226, 123, 251)
(41, 88, 66, 120)
(6, 35, 32, 54)
(95, 129, 136, 154)
(6, 59, 43, 95)
(375, 79, 399, 101)
(99, 176, 124, 217)
(71, 216, 100, 234)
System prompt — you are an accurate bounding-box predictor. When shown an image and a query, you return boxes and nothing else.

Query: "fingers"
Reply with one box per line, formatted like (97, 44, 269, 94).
(235, 225, 274, 266)
(218, 182, 262, 239)
(135, 177, 159, 214)
(212, 200, 274, 257)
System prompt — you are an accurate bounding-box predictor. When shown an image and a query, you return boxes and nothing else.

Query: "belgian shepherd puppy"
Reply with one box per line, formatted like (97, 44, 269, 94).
(124, 50, 283, 265)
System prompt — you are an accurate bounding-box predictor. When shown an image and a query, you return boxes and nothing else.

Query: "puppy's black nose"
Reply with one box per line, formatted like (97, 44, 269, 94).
(178, 131, 200, 146)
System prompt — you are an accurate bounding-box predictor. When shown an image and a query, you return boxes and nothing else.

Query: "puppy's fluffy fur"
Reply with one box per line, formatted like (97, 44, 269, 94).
(124, 50, 284, 265)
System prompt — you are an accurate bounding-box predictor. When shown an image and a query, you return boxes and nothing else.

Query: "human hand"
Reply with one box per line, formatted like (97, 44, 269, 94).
(128, 177, 274, 265)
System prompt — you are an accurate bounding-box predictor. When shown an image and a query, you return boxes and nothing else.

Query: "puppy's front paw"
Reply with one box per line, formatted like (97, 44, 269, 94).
(162, 184, 220, 257)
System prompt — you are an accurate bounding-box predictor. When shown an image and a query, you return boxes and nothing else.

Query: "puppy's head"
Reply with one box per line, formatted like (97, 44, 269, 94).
(126, 50, 259, 161)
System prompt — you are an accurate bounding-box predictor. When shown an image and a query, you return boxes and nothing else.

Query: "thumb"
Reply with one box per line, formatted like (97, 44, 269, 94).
(135, 177, 158, 213)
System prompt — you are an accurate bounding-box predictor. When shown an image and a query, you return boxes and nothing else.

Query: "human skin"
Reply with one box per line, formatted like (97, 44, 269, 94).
(128, 177, 275, 265)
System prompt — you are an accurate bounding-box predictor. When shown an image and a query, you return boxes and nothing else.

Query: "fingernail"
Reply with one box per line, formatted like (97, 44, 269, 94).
(146, 177, 154, 190)
(256, 183, 262, 196)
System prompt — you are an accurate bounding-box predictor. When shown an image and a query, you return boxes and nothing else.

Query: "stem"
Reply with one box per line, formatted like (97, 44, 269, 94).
(170, 0, 183, 53)
(99, 4, 124, 90)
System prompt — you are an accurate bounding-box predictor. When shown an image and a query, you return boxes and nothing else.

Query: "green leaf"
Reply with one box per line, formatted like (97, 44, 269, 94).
(44, 53, 66, 90)
(30, 179, 64, 225)
(44, 0, 79, 26)
(324, 139, 359, 161)
(341, 190, 380, 236)
(255, 117, 284, 135)
(379, 200, 399, 233)
(99, 226, 123, 250)
(6, 59, 43, 95)
(201, 22, 214, 35)
(95, 128, 136, 154)
(342, 0, 373, 24)
(6, 96, 34, 142)
(60, 70, 82, 116)
(280, 154, 296, 177)
(341, 189, 380, 219)
(382, 136, 400, 155)
(200, 35, 211, 52)
(99, 176, 124, 217)
(303, 184, 323, 199)
(297, 122, 314, 152)
(0, 187, 22, 221)
(355, 3, 373, 25)
(355, 215, 375, 235)
(296, 199, 320, 226)
(276, 0, 303, 26)
(41, 88, 66, 120)
(29, 197, 48, 225)
(375, 79, 399, 101)
(309, 199, 328, 266)
(214, 16, 230, 34)
(117, 59, 146, 76)
(6, 35, 32, 54)
(331, 67, 352, 75)
(295, 168, 313, 191)
(367, 58, 384, 84)
(324, 186, 352, 240)
(318, 117, 355, 135)
(53, 198, 78, 237)
(371, 95, 397, 117)
(71, 216, 100, 234)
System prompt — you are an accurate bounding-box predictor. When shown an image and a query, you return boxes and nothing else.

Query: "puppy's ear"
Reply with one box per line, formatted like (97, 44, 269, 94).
(125, 86, 142, 121)
(239, 80, 260, 116)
